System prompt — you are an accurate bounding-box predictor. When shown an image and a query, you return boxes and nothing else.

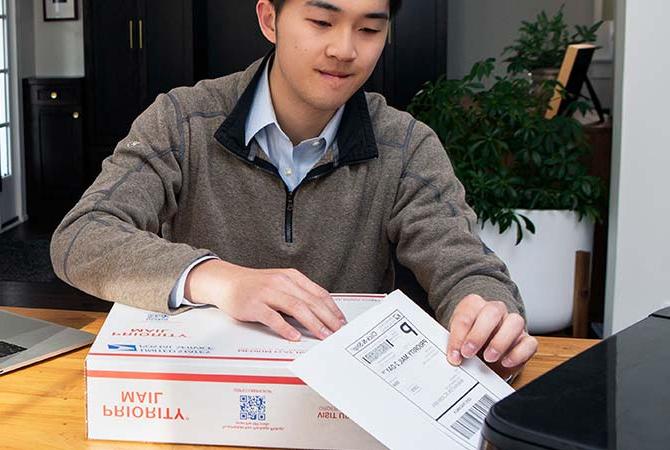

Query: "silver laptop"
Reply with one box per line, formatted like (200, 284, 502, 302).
(0, 310, 95, 375)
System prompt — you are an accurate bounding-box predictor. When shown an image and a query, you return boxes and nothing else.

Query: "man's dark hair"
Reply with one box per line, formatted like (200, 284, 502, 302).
(270, 0, 403, 18)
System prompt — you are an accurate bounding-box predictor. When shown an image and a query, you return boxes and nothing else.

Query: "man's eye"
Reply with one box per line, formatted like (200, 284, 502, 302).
(361, 28, 381, 34)
(309, 19, 331, 28)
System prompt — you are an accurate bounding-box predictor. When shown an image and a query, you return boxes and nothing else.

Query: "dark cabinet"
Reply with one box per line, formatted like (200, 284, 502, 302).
(23, 78, 85, 221)
(202, 1, 273, 80)
(140, 0, 198, 105)
(84, 0, 141, 147)
(83, 0, 199, 180)
(368, 0, 449, 109)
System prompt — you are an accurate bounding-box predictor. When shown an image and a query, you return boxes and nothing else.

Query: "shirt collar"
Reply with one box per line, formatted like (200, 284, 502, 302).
(215, 50, 378, 167)
(244, 55, 345, 150)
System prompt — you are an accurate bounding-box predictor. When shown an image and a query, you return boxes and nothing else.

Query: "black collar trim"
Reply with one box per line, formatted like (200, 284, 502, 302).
(214, 51, 378, 167)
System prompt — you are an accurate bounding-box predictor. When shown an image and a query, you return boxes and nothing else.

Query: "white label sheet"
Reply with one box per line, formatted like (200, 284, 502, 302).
(289, 290, 515, 450)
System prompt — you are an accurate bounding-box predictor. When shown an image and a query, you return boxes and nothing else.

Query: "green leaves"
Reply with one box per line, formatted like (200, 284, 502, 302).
(407, 56, 606, 244)
(467, 58, 496, 81)
(502, 5, 604, 73)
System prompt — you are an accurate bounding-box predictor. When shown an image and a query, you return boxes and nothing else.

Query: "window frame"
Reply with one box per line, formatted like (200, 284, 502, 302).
(0, 0, 11, 179)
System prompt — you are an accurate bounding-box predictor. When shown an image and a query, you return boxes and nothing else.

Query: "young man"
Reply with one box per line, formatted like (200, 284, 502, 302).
(51, 0, 537, 379)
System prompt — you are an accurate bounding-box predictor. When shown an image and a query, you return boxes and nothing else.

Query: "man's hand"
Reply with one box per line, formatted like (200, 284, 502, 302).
(446, 294, 538, 379)
(184, 260, 346, 341)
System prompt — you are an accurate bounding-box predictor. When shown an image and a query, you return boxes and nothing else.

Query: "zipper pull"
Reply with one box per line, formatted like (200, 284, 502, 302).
(286, 193, 294, 211)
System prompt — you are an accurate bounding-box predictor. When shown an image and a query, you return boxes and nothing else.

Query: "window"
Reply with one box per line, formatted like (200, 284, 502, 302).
(0, 0, 9, 178)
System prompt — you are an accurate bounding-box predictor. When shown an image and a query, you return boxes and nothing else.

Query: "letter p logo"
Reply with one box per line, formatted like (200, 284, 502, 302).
(399, 322, 417, 336)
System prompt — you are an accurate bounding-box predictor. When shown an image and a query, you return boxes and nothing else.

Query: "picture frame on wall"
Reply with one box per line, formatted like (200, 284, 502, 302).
(43, 0, 78, 22)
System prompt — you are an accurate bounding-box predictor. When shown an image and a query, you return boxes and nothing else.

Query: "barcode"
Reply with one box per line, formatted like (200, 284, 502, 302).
(450, 394, 494, 440)
(363, 339, 394, 364)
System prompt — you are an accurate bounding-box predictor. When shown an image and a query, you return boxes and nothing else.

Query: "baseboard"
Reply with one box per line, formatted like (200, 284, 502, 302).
(0, 216, 21, 233)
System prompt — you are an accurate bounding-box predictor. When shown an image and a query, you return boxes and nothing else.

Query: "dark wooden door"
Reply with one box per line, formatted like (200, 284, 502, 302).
(366, 0, 448, 110)
(140, 0, 195, 110)
(204, 0, 273, 78)
(23, 78, 85, 221)
(84, 0, 201, 182)
(84, 0, 142, 146)
(38, 108, 84, 200)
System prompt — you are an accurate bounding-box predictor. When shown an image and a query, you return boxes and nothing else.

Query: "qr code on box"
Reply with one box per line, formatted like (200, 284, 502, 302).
(239, 395, 266, 421)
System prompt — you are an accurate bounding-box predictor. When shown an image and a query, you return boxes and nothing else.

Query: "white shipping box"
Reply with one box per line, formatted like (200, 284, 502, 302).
(86, 294, 386, 449)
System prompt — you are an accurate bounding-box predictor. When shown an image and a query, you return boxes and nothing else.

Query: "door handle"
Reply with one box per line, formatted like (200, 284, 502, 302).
(129, 20, 134, 49)
(139, 19, 143, 49)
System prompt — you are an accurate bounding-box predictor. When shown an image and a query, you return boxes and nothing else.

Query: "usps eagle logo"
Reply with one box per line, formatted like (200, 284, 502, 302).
(107, 344, 138, 351)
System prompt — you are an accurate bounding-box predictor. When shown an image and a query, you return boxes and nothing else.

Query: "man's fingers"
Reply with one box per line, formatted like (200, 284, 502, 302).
(283, 269, 346, 323)
(256, 306, 302, 342)
(447, 312, 477, 365)
(272, 274, 343, 334)
(321, 294, 347, 324)
(500, 334, 538, 368)
(269, 293, 333, 340)
(302, 297, 344, 336)
(483, 313, 526, 363)
(307, 290, 346, 326)
(460, 301, 507, 359)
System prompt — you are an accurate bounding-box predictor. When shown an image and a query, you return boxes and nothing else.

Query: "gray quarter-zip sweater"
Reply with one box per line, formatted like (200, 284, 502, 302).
(50, 53, 524, 328)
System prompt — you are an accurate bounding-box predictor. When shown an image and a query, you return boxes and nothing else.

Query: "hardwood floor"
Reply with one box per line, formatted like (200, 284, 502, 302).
(0, 280, 111, 312)
(0, 220, 111, 312)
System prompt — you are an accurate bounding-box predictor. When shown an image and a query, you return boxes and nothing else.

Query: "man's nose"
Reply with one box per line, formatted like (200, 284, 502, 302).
(325, 29, 357, 61)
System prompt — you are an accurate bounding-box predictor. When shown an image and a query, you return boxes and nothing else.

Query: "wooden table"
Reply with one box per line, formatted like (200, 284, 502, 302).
(0, 307, 599, 450)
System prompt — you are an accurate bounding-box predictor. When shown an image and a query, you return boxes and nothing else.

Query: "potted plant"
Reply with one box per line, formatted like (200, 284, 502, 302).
(407, 59, 605, 334)
(502, 5, 603, 81)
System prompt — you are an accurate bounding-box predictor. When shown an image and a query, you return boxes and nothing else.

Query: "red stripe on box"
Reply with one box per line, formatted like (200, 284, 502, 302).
(88, 353, 295, 361)
(86, 370, 306, 385)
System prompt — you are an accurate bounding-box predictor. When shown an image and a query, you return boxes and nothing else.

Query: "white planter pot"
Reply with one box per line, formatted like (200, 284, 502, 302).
(478, 210, 594, 334)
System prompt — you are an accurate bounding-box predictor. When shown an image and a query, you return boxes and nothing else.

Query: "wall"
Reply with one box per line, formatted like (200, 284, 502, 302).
(16, 0, 35, 77)
(32, 0, 84, 76)
(604, 0, 670, 334)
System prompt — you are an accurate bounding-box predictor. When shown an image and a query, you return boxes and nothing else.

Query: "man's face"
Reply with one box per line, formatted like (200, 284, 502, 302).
(270, 0, 390, 113)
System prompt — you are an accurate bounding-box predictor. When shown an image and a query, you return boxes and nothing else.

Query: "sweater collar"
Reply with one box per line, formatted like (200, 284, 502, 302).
(215, 51, 378, 166)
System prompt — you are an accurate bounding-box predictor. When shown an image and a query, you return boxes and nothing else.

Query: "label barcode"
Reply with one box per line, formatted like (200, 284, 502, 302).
(450, 394, 494, 440)
(363, 339, 394, 364)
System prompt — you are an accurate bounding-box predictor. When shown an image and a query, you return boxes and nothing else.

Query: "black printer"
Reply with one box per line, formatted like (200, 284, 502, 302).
(481, 307, 670, 450)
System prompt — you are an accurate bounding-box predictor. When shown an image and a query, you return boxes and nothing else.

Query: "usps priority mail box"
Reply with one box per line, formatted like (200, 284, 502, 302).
(85, 294, 386, 449)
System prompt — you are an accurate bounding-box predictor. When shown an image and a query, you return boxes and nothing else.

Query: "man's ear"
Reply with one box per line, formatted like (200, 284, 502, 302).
(256, 0, 278, 45)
